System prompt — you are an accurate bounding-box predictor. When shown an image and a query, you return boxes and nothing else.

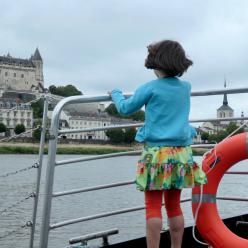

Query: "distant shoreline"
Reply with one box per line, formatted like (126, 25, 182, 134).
(0, 142, 134, 155)
(0, 142, 207, 155)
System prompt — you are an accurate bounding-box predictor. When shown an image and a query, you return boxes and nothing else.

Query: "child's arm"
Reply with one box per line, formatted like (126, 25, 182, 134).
(111, 83, 152, 116)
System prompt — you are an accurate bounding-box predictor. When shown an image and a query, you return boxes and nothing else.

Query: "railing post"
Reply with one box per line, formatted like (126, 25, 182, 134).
(39, 98, 62, 248)
(29, 95, 49, 248)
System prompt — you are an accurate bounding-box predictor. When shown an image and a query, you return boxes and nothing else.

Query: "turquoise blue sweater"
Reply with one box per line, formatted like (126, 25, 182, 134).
(111, 77, 196, 147)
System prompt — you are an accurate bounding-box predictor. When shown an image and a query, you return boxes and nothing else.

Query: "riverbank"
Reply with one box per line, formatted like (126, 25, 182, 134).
(0, 142, 135, 155)
(0, 142, 208, 155)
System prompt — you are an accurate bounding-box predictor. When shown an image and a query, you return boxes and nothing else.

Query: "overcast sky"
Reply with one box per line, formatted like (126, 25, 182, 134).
(0, 0, 248, 121)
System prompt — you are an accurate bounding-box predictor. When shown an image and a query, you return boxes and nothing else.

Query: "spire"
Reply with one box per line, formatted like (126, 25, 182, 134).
(223, 78, 228, 105)
(32, 48, 42, 61)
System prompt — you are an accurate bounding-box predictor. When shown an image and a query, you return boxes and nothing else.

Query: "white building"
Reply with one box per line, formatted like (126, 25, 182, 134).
(0, 98, 33, 136)
(67, 115, 111, 140)
(47, 109, 112, 140)
(0, 48, 44, 92)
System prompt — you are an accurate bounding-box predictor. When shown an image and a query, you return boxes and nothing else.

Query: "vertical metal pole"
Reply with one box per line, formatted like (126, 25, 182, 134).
(39, 100, 61, 248)
(29, 95, 49, 248)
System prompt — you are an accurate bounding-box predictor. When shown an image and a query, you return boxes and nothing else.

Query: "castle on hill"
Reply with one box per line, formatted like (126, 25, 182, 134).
(0, 48, 44, 92)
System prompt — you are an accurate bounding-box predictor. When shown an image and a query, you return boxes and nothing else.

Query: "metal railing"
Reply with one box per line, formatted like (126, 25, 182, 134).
(38, 87, 248, 248)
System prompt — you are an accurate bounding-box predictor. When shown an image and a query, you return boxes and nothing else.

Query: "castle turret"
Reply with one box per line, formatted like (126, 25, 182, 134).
(31, 48, 44, 88)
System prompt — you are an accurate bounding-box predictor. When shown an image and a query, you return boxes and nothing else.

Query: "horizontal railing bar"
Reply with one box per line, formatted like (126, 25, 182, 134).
(191, 144, 215, 148)
(56, 144, 214, 166)
(217, 196, 248, 202)
(50, 198, 191, 230)
(225, 171, 248, 175)
(190, 117, 248, 123)
(53, 170, 248, 198)
(69, 228, 119, 244)
(59, 117, 248, 135)
(54, 170, 248, 198)
(191, 87, 248, 96)
(55, 150, 141, 166)
(53, 180, 135, 197)
(59, 123, 142, 135)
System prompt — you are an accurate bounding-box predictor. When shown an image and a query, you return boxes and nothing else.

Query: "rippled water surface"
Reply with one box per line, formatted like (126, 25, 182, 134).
(0, 154, 247, 248)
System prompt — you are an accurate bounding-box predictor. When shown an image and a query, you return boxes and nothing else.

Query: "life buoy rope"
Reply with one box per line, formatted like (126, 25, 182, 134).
(192, 132, 248, 248)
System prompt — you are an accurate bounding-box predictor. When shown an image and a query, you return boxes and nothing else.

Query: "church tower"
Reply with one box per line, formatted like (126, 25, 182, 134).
(217, 79, 234, 122)
(31, 48, 44, 88)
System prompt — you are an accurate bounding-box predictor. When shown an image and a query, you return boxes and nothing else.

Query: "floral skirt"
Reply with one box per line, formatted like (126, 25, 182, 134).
(136, 145, 207, 191)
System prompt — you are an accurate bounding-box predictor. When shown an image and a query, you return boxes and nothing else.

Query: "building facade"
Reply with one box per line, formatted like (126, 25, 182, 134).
(197, 81, 245, 143)
(0, 48, 44, 92)
(0, 98, 33, 136)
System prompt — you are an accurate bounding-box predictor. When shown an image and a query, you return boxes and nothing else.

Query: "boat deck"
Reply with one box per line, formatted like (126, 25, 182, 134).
(104, 214, 248, 248)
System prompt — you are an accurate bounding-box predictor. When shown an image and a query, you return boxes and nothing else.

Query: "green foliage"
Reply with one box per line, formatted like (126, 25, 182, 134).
(33, 127, 41, 140)
(201, 132, 209, 141)
(49, 84, 82, 97)
(105, 103, 145, 121)
(124, 128, 136, 143)
(105, 128, 137, 144)
(207, 122, 244, 143)
(0, 122, 6, 133)
(14, 124, 26, 135)
(31, 99, 44, 118)
(105, 103, 119, 116)
(105, 129, 125, 143)
(225, 122, 244, 134)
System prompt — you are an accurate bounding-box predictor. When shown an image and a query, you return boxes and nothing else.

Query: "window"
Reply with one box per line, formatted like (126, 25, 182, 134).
(5, 72, 8, 76)
(21, 74, 24, 78)
(14, 73, 16, 77)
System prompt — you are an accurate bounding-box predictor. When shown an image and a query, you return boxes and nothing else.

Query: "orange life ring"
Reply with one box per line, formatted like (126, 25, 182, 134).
(192, 132, 248, 248)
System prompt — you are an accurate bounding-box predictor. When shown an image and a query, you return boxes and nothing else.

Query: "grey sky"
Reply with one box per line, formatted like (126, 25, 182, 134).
(0, 0, 248, 121)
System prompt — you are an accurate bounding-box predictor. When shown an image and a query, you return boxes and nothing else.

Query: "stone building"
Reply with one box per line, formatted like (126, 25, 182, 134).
(201, 82, 235, 134)
(0, 48, 44, 92)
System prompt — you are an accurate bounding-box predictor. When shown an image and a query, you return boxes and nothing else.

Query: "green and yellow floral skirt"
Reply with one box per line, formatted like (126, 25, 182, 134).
(136, 145, 207, 191)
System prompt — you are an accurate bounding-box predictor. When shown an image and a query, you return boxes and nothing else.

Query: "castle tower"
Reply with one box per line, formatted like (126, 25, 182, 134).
(217, 79, 234, 122)
(31, 48, 44, 87)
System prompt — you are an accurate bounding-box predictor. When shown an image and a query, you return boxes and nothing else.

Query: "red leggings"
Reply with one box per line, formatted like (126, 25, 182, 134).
(145, 189, 182, 220)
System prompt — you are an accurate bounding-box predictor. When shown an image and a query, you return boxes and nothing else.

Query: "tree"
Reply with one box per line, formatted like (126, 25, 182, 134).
(105, 103, 119, 117)
(105, 103, 145, 121)
(201, 132, 209, 143)
(48, 84, 82, 97)
(124, 128, 136, 144)
(225, 122, 244, 136)
(105, 129, 125, 143)
(14, 124, 26, 135)
(130, 110, 145, 121)
(31, 99, 44, 118)
(0, 122, 6, 133)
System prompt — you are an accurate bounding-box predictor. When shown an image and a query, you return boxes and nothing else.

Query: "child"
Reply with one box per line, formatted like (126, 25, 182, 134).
(110, 40, 207, 248)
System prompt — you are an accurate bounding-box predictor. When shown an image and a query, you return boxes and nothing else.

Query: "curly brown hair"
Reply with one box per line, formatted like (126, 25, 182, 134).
(145, 40, 193, 77)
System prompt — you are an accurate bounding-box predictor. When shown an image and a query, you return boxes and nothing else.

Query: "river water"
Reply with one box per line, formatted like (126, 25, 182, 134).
(0, 154, 247, 248)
